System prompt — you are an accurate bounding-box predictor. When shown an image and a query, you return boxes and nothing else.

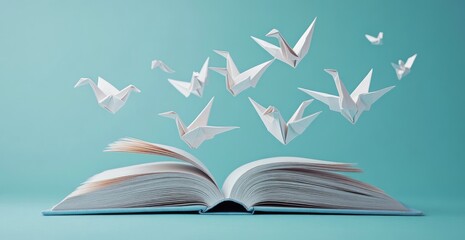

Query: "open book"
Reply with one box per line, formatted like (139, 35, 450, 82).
(43, 138, 421, 215)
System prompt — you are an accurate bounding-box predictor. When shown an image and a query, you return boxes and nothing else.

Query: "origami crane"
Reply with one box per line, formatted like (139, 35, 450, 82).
(151, 59, 175, 73)
(168, 57, 209, 97)
(210, 50, 274, 96)
(392, 54, 417, 80)
(299, 69, 394, 124)
(74, 77, 140, 114)
(249, 98, 321, 145)
(365, 32, 383, 45)
(159, 97, 239, 149)
(251, 17, 316, 68)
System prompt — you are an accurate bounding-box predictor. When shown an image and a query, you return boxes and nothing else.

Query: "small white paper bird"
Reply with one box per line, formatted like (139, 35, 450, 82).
(249, 98, 321, 145)
(168, 57, 209, 97)
(251, 17, 316, 68)
(74, 77, 141, 114)
(365, 32, 383, 45)
(159, 97, 239, 149)
(151, 59, 175, 73)
(299, 69, 394, 124)
(392, 54, 417, 80)
(210, 50, 274, 96)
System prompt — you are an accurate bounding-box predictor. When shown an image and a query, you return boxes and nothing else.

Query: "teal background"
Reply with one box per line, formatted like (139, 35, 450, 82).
(1, 0, 464, 239)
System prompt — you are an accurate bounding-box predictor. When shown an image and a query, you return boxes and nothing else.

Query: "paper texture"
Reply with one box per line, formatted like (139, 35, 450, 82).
(168, 57, 209, 97)
(249, 98, 321, 144)
(151, 59, 175, 73)
(74, 77, 141, 114)
(365, 32, 383, 45)
(222, 156, 356, 199)
(159, 97, 239, 149)
(105, 138, 217, 184)
(392, 54, 417, 80)
(299, 69, 394, 124)
(251, 17, 316, 68)
(210, 50, 274, 96)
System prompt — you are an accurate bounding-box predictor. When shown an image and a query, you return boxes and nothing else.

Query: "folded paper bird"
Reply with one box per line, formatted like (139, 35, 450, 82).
(249, 98, 321, 145)
(210, 50, 274, 96)
(168, 57, 209, 97)
(251, 17, 316, 68)
(365, 32, 383, 45)
(151, 59, 175, 73)
(299, 69, 394, 124)
(74, 77, 140, 114)
(159, 97, 239, 149)
(392, 54, 417, 80)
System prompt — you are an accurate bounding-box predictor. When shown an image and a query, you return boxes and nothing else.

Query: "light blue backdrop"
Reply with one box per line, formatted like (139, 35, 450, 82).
(1, 0, 464, 239)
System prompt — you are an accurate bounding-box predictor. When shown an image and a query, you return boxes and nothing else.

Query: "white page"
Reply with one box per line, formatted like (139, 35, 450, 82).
(222, 156, 357, 198)
(105, 138, 218, 185)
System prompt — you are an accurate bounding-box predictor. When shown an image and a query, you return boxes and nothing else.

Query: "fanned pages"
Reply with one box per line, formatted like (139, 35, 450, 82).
(45, 139, 420, 215)
(222, 157, 405, 211)
(105, 138, 217, 185)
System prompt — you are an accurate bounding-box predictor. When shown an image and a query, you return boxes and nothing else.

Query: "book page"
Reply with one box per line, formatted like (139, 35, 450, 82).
(67, 162, 211, 198)
(222, 156, 358, 198)
(105, 138, 217, 186)
(52, 161, 224, 211)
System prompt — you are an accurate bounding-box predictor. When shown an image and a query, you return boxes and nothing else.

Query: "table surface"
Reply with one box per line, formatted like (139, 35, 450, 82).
(1, 196, 463, 240)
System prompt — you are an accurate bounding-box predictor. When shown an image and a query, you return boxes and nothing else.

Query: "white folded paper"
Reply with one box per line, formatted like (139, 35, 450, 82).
(251, 18, 316, 68)
(365, 32, 383, 45)
(299, 69, 394, 124)
(74, 77, 140, 114)
(210, 50, 274, 96)
(168, 57, 209, 97)
(151, 60, 175, 73)
(392, 54, 417, 80)
(159, 97, 239, 149)
(249, 98, 321, 145)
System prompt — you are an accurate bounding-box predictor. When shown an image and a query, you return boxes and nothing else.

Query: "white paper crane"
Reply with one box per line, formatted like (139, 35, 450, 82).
(168, 57, 209, 97)
(251, 17, 316, 68)
(249, 98, 321, 145)
(365, 32, 383, 45)
(74, 77, 141, 114)
(210, 50, 274, 96)
(151, 59, 175, 73)
(392, 54, 417, 80)
(299, 69, 394, 124)
(159, 97, 239, 149)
